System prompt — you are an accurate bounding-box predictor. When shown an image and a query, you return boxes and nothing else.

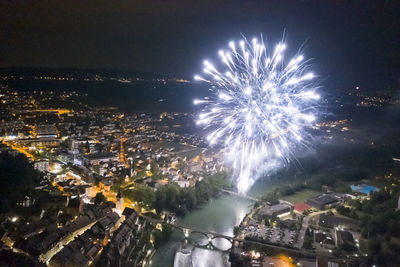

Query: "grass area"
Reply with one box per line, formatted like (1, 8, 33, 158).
(363, 178, 385, 188)
(281, 189, 320, 204)
(248, 180, 286, 197)
(248, 176, 302, 198)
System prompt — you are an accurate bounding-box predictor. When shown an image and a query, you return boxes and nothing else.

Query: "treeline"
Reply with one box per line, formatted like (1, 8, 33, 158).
(335, 205, 359, 219)
(261, 182, 308, 204)
(124, 171, 229, 216)
(305, 167, 369, 191)
(345, 175, 400, 266)
(0, 152, 42, 213)
(351, 183, 400, 239)
(152, 224, 173, 249)
(260, 167, 369, 204)
(299, 143, 399, 174)
(254, 139, 400, 204)
(244, 235, 296, 250)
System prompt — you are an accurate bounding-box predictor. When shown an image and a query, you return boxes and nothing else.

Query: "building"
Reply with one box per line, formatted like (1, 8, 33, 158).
(115, 190, 124, 215)
(335, 230, 354, 246)
(293, 202, 312, 214)
(91, 212, 121, 239)
(39, 216, 95, 263)
(306, 194, 338, 210)
(34, 160, 49, 172)
(188, 162, 202, 173)
(18, 138, 60, 148)
(398, 196, 400, 210)
(86, 152, 118, 165)
(16, 195, 35, 208)
(314, 232, 326, 243)
(129, 158, 135, 177)
(84, 185, 92, 196)
(316, 256, 348, 267)
(314, 231, 335, 249)
(258, 203, 292, 219)
(49, 243, 90, 267)
(101, 208, 139, 266)
(121, 207, 136, 220)
(67, 165, 94, 184)
(36, 124, 58, 138)
(50, 226, 102, 267)
(319, 214, 355, 229)
(175, 179, 190, 188)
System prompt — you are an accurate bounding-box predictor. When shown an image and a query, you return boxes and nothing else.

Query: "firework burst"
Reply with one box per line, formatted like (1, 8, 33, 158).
(194, 36, 319, 193)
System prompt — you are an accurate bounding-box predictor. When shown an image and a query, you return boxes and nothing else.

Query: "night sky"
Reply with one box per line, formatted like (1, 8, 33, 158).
(1, 0, 399, 89)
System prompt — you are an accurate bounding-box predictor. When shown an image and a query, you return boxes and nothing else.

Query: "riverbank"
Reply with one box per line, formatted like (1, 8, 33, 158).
(149, 194, 254, 267)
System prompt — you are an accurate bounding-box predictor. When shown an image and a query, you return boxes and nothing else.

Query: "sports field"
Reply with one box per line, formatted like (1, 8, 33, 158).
(281, 189, 320, 204)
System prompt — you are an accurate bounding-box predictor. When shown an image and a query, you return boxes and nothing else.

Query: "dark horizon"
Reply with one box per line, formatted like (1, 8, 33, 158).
(1, 1, 400, 90)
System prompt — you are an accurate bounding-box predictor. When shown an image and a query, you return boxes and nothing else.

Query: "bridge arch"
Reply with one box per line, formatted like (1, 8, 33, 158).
(187, 231, 209, 246)
(210, 237, 233, 252)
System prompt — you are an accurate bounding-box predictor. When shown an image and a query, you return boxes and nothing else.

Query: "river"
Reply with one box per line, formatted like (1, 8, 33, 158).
(149, 195, 254, 267)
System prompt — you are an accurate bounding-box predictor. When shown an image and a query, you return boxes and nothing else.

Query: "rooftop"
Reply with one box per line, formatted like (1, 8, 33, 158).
(86, 152, 118, 160)
(294, 202, 312, 213)
(307, 194, 338, 206)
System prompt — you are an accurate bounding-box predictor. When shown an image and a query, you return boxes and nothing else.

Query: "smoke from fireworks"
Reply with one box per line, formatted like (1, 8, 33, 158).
(194, 36, 319, 193)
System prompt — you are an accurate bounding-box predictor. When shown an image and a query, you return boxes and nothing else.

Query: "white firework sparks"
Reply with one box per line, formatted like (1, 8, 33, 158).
(194, 37, 319, 194)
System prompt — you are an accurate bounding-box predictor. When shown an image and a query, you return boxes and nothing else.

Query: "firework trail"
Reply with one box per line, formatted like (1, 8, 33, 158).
(194, 36, 319, 193)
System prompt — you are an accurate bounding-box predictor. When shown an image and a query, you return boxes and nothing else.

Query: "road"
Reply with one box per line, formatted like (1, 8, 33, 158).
(296, 210, 330, 249)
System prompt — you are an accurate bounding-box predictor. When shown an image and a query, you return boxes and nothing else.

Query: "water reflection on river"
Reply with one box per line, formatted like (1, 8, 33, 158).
(149, 195, 254, 267)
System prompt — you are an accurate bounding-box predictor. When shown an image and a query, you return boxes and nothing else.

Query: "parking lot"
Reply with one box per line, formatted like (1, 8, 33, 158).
(241, 225, 298, 246)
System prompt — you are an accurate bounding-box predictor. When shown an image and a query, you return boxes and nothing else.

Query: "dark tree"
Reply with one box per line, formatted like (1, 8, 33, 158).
(0, 152, 42, 213)
(93, 192, 107, 205)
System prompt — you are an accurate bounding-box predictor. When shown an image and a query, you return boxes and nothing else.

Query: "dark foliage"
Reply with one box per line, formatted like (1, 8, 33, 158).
(0, 152, 42, 213)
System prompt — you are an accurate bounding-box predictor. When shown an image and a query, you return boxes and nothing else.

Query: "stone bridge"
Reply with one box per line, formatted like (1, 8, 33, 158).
(143, 215, 237, 251)
(220, 189, 259, 202)
(141, 215, 307, 254)
(175, 225, 236, 251)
